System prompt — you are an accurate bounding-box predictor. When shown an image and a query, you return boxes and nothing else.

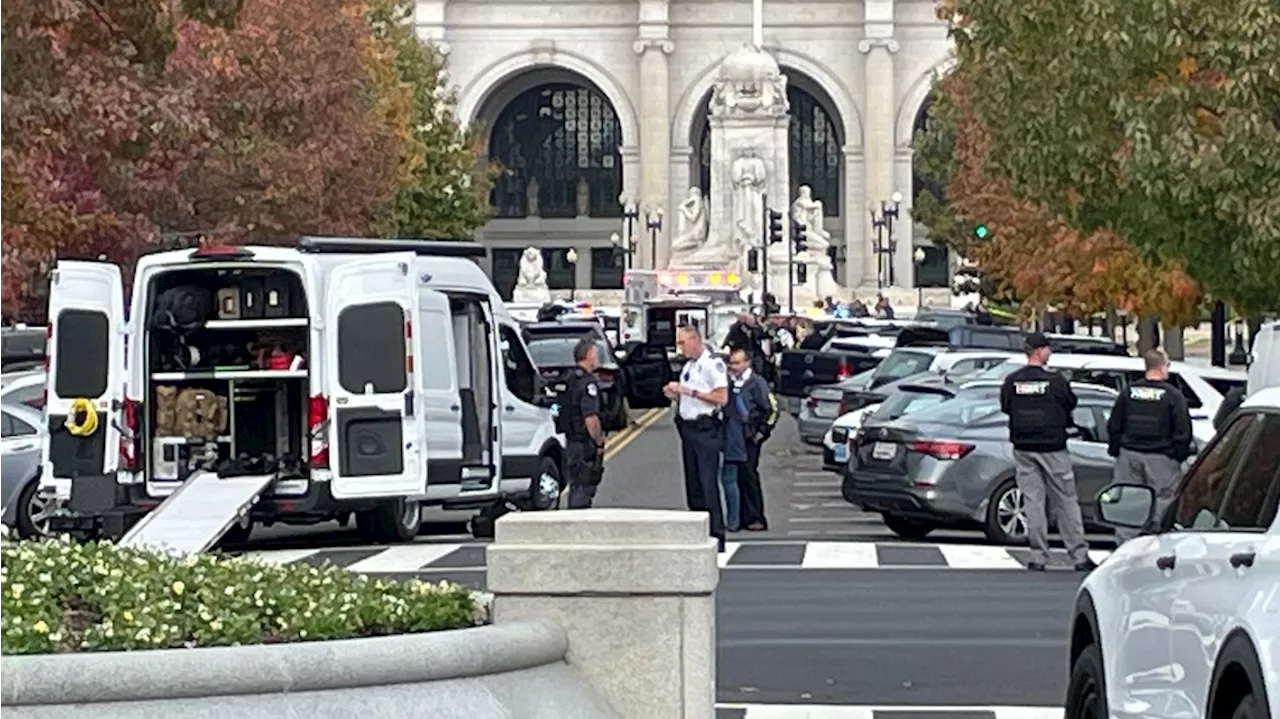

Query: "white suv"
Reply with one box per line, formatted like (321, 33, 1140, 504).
(1066, 387, 1279, 719)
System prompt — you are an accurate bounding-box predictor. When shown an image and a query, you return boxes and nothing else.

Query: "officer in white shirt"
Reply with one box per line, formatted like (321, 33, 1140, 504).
(664, 324, 730, 550)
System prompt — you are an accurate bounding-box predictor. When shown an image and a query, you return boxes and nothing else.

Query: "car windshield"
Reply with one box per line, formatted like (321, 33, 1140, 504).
(870, 349, 935, 384)
(905, 396, 1004, 426)
(526, 337, 614, 369)
(973, 362, 1021, 381)
(871, 388, 954, 421)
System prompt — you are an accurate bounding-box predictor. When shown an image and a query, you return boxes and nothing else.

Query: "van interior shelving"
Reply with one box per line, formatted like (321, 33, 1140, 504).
(143, 265, 310, 485)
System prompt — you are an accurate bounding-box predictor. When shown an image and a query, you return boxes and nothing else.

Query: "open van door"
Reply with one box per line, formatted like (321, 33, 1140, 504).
(324, 253, 425, 499)
(42, 261, 128, 485)
(620, 342, 672, 409)
(415, 288, 463, 481)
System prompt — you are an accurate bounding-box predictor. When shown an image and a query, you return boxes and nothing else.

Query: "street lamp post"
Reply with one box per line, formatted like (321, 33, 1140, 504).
(620, 200, 641, 269)
(611, 232, 636, 273)
(913, 247, 927, 310)
(646, 208, 664, 269)
(870, 192, 904, 289)
(565, 248, 579, 302)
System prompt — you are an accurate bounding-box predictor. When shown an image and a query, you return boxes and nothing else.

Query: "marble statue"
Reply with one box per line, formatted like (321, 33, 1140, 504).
(512, 246, 552, 304)
(525, 177, 540, 217)
(791, 185, 832, 254)
(575, 176, 590, 217)
(731, 149, 767, 254)
(669, 187, 710, 265)
(710, 44, 789, 118)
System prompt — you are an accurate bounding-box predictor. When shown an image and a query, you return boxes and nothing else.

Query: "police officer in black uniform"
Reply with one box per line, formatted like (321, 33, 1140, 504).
(1105, 349, 1192, 540)
(1000, 332, 1095, 572)
(558, 335, 607, 509)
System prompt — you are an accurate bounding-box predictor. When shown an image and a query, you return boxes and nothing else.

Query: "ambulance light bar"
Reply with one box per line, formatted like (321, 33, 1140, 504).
(655, 271, 741, 289)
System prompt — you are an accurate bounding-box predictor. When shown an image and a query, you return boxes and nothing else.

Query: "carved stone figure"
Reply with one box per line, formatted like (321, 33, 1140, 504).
(791, 185, 832, 254)
(709, 44, 789, 118)
(512, 246, 552, 304)
(669, 187, 710, 264)
(731, 149, 767, 254)
(525, 177, 540, 217)
(575, 176, 590, 217)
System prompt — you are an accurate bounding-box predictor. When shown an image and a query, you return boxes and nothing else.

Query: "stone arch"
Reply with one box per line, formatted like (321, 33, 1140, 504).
(469, 66, 629, 220)
(895, 57, 955, 149)
(458, 50, 640, 149)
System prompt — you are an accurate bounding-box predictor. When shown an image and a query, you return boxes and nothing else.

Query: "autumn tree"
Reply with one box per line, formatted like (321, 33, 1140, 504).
(939, 0, 1280, 316)
(911, 67, 1202, 323)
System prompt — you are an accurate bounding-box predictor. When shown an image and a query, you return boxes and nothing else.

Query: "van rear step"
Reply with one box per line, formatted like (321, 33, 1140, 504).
(119, 471, 275, 556)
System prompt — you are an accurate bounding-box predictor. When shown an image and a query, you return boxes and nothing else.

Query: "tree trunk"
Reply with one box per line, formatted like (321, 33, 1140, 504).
(1164, 326, 1186, 361)
(1137, 315, 1159, 354)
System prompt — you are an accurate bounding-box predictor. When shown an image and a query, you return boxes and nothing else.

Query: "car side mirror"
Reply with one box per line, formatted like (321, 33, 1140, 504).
(614, 349, 628, 361)
(1066, 426, 1082, 439)
(1096, 483, 1156, 530)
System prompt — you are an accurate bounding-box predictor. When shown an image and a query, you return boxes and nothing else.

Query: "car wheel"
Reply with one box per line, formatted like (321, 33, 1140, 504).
(984, 479, 1029, 545)
(356, 499, 421, 543)
(1228, 693, 1264, 719)
(1065, 644, 1107, 719)
(15, 480, 53, 539)
(881, 513, 938, 540)
(526, 455, 564, 511)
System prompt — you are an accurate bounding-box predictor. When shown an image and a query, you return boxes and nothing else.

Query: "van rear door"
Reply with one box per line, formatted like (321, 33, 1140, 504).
(42, 261, 127, 481)
(415, 288, 463, 479)
(323, 253, 426, 499)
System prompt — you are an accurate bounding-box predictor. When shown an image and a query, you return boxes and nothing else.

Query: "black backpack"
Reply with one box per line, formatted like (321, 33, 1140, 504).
(152, 286, 214, 334)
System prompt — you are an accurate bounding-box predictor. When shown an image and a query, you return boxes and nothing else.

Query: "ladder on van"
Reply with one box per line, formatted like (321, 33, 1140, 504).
(118, 471, 274, 556)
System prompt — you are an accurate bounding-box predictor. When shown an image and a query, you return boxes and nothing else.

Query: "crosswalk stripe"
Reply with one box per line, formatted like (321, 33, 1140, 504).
(992, 708, 1065, 719)
(937, 544, 1023, 569)
(345, 544, 466, 574)
(719, 542, 742, 568)
(800, 541, 878, 569)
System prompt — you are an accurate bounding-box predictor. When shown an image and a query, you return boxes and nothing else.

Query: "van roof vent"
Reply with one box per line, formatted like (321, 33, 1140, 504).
(297, 236, 488, 259)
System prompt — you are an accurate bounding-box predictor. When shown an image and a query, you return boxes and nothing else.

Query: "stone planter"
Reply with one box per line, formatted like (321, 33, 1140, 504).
(1, 620, 619, 719)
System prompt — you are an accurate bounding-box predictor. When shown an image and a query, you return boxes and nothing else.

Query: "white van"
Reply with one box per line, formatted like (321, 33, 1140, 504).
(1248, 321, 1280, 395)
(37, 238, 644, 552)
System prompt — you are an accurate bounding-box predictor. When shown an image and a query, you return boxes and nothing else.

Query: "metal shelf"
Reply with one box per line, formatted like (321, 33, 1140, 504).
(204, 318, 307, 329)
(151, 369, 307, 381)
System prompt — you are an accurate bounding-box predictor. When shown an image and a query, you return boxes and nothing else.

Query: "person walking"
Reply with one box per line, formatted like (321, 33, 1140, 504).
(559, 335, 608, 509)
(725, 348, 776, 531)
(999, 332, 1096, 572)
(1106, 349, 1193, 540)
(664, 324, 729, 550)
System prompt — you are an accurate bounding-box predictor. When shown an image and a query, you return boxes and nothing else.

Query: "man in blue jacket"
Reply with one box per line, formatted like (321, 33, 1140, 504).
(721, 348, 777, 532)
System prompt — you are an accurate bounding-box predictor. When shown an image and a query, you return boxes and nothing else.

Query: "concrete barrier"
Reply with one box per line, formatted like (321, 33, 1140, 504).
(488, 508, 720, 719)
(1, 620, 619, 719)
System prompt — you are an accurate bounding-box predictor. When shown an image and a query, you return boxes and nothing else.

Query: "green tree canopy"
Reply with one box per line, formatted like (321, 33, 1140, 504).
(941, 0, 1280, 316)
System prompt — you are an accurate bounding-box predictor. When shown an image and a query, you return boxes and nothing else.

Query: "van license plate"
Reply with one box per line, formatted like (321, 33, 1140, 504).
(872, 442, 897, 460)
(833, 444, 848, 463)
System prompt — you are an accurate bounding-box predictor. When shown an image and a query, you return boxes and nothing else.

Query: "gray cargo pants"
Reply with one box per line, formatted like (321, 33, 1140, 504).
(1012, 449, 1090, 566)
(1112, 448, 1182, 542)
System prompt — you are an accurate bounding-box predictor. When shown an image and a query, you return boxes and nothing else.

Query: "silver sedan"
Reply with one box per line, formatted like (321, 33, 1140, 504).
(1, 403, 51, 538)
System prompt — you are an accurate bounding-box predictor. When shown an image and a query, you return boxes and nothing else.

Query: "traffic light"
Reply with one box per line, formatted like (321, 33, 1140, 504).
(795, 262, 808, 285)
(974, 224, 990, 240)
(747, 249, 759, 272)
(792, 220, 807, 254)
(767, 209, 784, 244)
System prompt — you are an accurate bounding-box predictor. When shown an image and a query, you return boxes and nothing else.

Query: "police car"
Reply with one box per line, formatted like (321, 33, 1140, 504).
(522, 320, 630, 431)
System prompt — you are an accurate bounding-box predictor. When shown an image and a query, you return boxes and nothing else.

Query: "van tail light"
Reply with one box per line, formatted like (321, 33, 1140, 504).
(41, 323, 52, 410)
(403, 311, 414, 375)
(118, 398, 140, 471)
(908, 440, 975, 461)
(308, 395, 330, 468)
(835, 358, 852, 381)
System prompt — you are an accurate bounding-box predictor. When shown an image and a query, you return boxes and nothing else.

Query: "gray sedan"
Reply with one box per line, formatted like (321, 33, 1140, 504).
(842, 384, 1121, 544)
(2, 403, 50, 538)
(796, 368, 876, 444)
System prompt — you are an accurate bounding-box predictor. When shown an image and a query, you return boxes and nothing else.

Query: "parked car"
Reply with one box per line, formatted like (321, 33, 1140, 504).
(0, 370, 46, 410)
(1, 326, 45, 373)
(842, 383, 1123, 542)
(1, 403, 50, 537)
(795, 368, 878, 444)
(522, 320, 631, 431)
(1066, 386, 1279, 719)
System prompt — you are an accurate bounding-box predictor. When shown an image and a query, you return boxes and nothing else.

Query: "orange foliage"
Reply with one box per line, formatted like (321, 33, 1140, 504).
(938, 68, 1202, 324)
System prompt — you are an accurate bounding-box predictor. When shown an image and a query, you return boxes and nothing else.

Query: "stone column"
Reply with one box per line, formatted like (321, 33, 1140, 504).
(488, 509, 719, 719)
(894, 147, 916, 289)
(635, 0, 673, 270)
(412, 0, 451, 53)
(843, 146, 866, 291)
(859, 0, 899, 287)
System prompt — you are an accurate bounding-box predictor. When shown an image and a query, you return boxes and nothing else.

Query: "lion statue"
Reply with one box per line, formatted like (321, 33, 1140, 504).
(512, 246, 551, 304)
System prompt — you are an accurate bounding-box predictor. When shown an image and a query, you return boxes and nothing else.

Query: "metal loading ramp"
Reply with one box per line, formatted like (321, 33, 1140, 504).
(119, 471, 274, 556)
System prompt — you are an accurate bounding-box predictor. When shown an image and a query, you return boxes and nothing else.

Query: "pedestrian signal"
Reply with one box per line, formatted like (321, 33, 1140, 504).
(792, 220, 807, 254)
(795, 262, 808, 285)
(768, 210, 784, 244)
(747, 249, 760, 273)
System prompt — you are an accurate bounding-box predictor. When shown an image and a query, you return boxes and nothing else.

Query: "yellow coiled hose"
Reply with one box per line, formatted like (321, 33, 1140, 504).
(64, 398, 99, 436)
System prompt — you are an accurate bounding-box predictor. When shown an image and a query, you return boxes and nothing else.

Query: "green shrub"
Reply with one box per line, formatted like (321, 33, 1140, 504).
(0, 537, 483, 655)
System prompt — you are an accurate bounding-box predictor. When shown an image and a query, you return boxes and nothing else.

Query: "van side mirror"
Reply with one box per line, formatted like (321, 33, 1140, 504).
(1096, 483, 1155, 529)
(614, 348, 627, 361)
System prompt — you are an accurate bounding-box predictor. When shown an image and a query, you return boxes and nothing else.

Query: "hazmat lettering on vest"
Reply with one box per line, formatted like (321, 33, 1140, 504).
(1129, 386, 1167, 401)
(1014, 381, 1049, 395)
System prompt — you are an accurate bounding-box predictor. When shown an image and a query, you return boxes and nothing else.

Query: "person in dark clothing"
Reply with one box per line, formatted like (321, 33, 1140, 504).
(720, 349, 777, 531)
(999, 332, 1095, 572)
(559, 335, 607, 509)
(723, 313, 767, 377)
(1106, 349, 1193, 540)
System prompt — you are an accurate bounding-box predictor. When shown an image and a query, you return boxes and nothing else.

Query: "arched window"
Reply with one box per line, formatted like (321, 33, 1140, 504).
(912, 93, 943, 204)
(489, 83, 623, 219)
(694, 81, 842, 215)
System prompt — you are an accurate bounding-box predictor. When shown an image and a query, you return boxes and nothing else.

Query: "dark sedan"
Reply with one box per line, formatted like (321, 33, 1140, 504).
(523, 322, 629, 431)
(842, 383, 1123, 544)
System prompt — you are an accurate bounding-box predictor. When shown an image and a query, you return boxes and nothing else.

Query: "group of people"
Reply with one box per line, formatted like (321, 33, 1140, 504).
(1001, 333, 1192, 570)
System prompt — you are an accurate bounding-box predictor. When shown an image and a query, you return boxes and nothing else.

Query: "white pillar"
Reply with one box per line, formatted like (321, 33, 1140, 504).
(859, 0, 899, 287)
(488, 509, 719, 719)
(412, 0, 451, 54)
(635, 0, 673, 270)
(894, 147, 917, 289)
(843, 146, 866, 290)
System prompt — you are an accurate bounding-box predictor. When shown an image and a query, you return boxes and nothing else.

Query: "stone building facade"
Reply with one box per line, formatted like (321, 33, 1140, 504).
(416, 0, 953, 299)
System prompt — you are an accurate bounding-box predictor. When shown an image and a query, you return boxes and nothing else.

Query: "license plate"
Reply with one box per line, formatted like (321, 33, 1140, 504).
(871, 442, 897, 460)
(833, 444, 849, 463)
(814, 402, 839, 418)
